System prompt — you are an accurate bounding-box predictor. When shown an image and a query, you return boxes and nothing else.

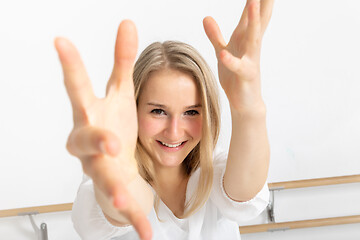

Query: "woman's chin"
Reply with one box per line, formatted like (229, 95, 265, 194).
(154, 155, 185, 169)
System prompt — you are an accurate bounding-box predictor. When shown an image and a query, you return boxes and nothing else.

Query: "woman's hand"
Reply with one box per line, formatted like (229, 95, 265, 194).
(203, 0, 274, 113)
(55, 20, 151, 240)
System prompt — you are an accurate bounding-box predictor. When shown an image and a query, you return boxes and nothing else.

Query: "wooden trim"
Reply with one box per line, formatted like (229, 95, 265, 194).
(0, 203, 73, 218)
(268, 174, 360, 190)
(239, 215, 360, 234)
(1, 175, 359, 220)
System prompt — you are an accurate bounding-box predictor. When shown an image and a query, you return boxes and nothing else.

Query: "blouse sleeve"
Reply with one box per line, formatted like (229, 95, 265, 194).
(210, 150, 270, 224)
(71, 175, 135, 240)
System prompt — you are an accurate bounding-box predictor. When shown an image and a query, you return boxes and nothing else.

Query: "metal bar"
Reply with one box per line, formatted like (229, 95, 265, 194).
(28, 214, 40, 236)
(267, 227, 290, 232)
(18, 212, 49, 240)
(40, 223, 48, 240)
(267, 190, 275, 223)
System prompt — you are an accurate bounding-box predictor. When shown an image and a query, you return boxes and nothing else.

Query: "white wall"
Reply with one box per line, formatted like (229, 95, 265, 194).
(1, 0, 359, 239)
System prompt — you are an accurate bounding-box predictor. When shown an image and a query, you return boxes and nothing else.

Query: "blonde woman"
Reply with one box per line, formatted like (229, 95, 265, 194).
(55, 0, 274, 239)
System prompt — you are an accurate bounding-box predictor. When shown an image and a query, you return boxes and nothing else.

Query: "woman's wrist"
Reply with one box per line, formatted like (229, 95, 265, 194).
(230, 100, 267, 120)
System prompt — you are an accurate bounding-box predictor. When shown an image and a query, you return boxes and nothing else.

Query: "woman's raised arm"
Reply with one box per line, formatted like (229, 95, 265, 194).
(55, 20, 153, 240)
(203, 0, 274, 201)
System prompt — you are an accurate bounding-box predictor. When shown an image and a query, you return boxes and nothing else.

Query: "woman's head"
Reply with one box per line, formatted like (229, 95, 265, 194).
(136, 68, 203, 171)
(133, 41, 220, 217)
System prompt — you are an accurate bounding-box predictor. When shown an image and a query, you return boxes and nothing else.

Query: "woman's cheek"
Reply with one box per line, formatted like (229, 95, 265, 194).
(189, 118, 202, 139)
(138, 115, 160, 139)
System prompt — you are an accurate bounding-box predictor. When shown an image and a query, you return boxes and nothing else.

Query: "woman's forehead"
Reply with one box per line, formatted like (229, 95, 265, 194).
(140, 69, 201, 104)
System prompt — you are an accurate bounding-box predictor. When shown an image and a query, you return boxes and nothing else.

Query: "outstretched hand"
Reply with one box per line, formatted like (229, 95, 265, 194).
(55, 20, 151, 240)
(204, 0, 274, 113)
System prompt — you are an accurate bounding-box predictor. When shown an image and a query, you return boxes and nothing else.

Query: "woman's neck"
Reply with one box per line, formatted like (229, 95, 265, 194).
(154, 165, 189, 218)
(155, 165, 187, 192)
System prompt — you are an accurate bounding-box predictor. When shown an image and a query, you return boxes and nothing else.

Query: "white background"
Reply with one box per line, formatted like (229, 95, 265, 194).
(0, 0, 359, 239)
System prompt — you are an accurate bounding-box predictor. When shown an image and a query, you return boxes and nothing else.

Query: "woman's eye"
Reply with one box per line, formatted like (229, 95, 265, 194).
(185, 110, 199, 116)
(151, 109, 166, 115)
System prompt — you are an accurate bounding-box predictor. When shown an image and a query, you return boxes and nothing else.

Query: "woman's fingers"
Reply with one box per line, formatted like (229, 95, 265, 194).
(205, 0, 268, 60)
(235, 1, 249, 35)
(107, 20, 138, 96)
(67, 126, 120, 157)
(87, 156, 152, 240)
(54, 38, 95, 111)
(90, 157, 130, 202)
(246, 0, 261, 49)
(90, 158, 152, 240)
(203, 16, 226, 57)
(242, 0, 274, 36)
(260, 0, 275, 34)
(127, 206, 153, 240)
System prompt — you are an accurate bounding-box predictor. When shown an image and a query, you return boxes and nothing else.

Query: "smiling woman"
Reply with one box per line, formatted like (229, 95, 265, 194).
(134, 42, 219, 220)
(66, 2, 274, 236)
(3, 0, 360, 239)
(69, 35, 270, 239)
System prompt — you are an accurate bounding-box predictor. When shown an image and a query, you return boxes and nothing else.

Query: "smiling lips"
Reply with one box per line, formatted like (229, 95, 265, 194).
(157, 140, 187, 152)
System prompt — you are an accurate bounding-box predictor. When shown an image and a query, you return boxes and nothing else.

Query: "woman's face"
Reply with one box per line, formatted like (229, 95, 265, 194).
(137, 68, 202, 170)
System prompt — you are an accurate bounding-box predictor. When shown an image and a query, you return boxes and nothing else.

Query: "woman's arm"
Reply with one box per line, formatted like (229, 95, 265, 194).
(225, 103, 270, 201)
(204, 0, 274, 201)
(55, 20, 152, 240)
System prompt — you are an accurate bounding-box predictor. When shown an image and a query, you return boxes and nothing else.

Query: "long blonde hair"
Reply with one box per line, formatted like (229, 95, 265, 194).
(133, 41, 220, 218)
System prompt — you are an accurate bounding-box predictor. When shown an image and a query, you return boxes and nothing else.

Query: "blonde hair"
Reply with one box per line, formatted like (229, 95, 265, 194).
(133, 41, 220, 218)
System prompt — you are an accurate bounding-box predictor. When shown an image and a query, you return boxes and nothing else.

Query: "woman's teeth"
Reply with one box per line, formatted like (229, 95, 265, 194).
(160, 141, 183, 148)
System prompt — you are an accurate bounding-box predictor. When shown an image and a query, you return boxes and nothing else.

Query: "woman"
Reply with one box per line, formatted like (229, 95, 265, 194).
(55, 0, 274, 239)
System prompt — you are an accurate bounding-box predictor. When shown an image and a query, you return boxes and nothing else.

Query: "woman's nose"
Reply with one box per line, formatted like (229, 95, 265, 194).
(164, 116, 184, 141)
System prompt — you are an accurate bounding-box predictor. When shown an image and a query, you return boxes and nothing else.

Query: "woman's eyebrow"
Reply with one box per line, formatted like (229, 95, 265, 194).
(147, 103, 202, 109)
(185, 104, 202, 109)
(147, 102, 166, 108)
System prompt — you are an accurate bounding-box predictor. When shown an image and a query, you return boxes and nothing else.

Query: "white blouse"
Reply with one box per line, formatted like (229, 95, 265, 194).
(71, 151, 269, 240)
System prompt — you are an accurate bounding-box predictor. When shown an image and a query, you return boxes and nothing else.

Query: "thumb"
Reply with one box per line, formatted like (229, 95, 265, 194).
(203, 16, 227, 57)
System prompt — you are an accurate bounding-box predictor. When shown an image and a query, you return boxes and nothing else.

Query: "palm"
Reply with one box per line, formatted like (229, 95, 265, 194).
(204, 0, 274, 111)
(88, 93, 138, 165)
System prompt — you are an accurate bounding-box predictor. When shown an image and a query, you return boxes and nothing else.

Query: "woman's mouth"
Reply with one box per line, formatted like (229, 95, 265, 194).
(156, 140, 187, 152)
